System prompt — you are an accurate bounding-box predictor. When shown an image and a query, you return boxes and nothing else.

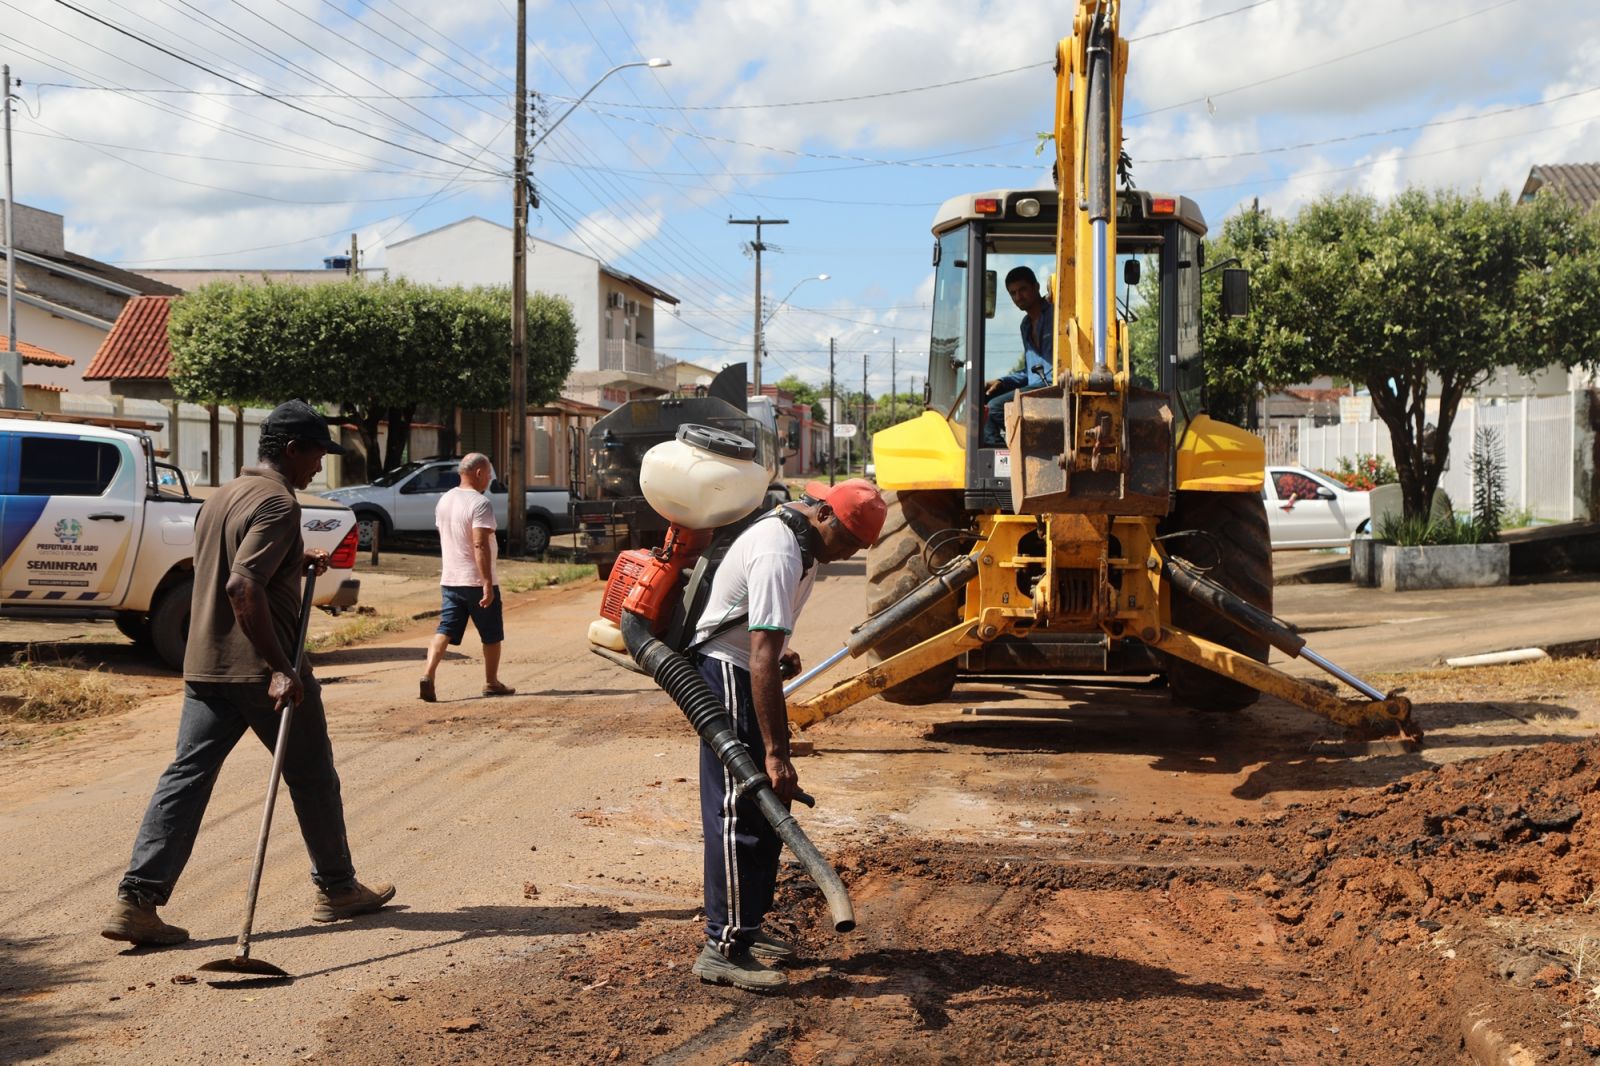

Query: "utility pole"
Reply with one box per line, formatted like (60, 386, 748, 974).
(828, 338, 835, 486)
(2, 64, 19, 410)
(861, 352, 868, 474)
(347, 233, 358, 279)
(506, 0, 529, 556)
(728, 216, 787, 394)
(889, 337, 896, 423)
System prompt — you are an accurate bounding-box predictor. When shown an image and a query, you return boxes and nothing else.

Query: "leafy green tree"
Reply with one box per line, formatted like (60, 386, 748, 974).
(170, 280, 576, 480)
(1200, 205, 1305, 425)
(1204, 189, 1600, 518)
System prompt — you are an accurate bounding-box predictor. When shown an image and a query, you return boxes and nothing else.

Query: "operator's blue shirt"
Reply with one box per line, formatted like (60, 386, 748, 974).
(992, 301, 1055, 394)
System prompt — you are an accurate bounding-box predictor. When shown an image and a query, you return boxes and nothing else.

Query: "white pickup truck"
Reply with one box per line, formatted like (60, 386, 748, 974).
(0, 417, 361, 670)
(318, 456, 577, 554)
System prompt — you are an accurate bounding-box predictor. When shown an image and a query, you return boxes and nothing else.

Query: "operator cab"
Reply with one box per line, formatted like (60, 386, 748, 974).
(924, 188, 1211, 512)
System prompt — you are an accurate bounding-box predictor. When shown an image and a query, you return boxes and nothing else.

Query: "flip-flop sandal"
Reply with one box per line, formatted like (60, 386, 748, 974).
(419, 677, 436, 702)
(482, 682, 516, 697)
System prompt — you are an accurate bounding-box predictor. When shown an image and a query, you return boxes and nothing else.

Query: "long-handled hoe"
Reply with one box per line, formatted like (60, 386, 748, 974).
(200, 562, 319, 981)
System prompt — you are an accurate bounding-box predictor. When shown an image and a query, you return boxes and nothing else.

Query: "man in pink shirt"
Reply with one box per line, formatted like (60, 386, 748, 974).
(418, 454, 515, 701)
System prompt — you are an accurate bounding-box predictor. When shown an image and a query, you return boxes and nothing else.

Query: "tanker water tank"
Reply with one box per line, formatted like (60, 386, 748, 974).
(639, 424, 768, 530)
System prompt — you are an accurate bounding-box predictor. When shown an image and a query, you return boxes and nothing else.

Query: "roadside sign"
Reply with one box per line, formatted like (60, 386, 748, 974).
(833, 423, 858, 439)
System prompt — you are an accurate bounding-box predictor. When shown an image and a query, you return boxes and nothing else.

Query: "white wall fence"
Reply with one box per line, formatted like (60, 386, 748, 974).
(1270, 391, 1591, 522)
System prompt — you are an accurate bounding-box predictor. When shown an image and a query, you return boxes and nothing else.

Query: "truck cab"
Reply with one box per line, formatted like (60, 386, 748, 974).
(0, 417, 361, 670)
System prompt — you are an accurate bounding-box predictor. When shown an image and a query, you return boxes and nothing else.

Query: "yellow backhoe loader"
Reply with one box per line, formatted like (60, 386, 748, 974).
(783, 0, 1419, 744)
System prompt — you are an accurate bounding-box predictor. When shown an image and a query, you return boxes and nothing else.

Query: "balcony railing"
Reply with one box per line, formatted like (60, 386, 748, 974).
(601, 339, 674, 376)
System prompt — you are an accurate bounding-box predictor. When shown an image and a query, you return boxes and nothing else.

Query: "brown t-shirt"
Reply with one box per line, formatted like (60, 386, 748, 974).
(184, 468, 305, 683)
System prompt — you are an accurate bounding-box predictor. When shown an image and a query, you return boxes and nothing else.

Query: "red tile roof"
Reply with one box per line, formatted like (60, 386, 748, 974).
(0, 334, 73, 368)
(25, 382, 68, 393)
(83, 295, 176, 381)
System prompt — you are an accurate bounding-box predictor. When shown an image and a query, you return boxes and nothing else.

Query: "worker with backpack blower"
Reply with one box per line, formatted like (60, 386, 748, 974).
(684, 478, 885, 991)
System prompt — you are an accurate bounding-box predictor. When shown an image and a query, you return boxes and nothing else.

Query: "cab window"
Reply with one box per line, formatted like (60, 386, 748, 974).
(927, 227, 970, 421)
(980, 235, 1055, 403)
(17, 436, 122, 496)
(402, 464, 459, 494)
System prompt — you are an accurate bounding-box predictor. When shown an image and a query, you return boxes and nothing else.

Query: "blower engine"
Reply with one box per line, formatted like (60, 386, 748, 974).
(588, 423, 770, 653)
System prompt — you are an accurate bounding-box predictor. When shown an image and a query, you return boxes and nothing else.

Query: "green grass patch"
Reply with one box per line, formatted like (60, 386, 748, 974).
(307, 613, 414, 652)
(501, 561, 595, 594)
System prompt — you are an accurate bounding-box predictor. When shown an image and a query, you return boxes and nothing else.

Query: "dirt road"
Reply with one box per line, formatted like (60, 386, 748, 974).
(4, 564, 1600, 1064)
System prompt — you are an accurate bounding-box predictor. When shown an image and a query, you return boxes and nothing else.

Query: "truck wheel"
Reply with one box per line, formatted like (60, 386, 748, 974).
(114, 612, 153, 647)
(864, 490, 966, 705)
(523, 517, 551, 555)
(1161, 490, 1273, 713)
(355, 513, 383, 551)
(149, 575, 194, 673)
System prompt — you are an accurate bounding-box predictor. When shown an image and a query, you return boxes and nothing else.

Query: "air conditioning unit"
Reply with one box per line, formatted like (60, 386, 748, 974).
(606, 293, 622, 309)
(625, 299, 639, 316)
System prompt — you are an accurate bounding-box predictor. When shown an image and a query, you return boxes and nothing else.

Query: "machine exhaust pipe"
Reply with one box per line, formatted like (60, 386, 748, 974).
(620, 611, 856, 933)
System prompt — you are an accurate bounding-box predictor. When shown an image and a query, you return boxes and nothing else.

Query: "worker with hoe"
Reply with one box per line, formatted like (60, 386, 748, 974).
(685, 478, 886, 990)
(102, 400, 394, 947)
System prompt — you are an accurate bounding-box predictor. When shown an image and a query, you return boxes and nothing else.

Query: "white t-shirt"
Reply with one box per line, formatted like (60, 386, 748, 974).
(692, 513, 816, 671)
(436, 485, 498, 586)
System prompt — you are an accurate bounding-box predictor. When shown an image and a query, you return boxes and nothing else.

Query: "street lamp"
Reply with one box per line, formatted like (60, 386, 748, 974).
(763, 273, 830, 327)
(507, 50, 671, 556)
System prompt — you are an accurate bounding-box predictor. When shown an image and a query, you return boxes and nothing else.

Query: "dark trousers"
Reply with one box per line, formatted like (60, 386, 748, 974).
(697, 655, 782, 958)
(118, 678, 356, 906)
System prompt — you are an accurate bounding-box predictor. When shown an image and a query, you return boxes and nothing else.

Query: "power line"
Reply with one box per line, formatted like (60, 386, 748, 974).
(1138, 83, 1600, 163)
(1131, 0, 1528, 119)
(48, 0, 507, 175)
(1185, 106, 1600, 195)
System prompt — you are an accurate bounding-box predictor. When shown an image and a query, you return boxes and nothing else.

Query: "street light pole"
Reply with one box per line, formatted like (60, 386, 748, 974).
(506, 49, 670, 556)
(828, 338, 836, 486)
(508, 0, 529, 555)
(2, 64, 19, 410)
(729, 217, 787, 394)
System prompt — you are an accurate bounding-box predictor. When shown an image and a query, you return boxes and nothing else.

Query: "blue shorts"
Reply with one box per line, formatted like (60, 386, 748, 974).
(437, 585, 505, 646)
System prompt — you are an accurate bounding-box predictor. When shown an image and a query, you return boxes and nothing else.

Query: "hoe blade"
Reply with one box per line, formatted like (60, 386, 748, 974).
(197, 955, 290, 980)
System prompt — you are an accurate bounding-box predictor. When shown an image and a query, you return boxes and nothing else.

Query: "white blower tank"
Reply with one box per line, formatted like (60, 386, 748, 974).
(639, 424, 769, 530)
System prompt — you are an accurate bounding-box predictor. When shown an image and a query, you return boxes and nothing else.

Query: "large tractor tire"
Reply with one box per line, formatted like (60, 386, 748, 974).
(1160, 490, 1274, 712)
(863, 489, 967, 705)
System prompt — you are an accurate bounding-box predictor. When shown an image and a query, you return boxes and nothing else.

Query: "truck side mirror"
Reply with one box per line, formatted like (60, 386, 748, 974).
(1123, 259, 1140, 286)
(983, 270, 997, 319)
(1221, 268, 1250, 319)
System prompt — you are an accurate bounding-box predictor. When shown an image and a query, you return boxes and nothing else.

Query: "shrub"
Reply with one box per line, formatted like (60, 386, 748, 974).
(1469, 427, 1507, 543)
(1376, 512, 1490, 547)
(1319, 453, 1398, 491)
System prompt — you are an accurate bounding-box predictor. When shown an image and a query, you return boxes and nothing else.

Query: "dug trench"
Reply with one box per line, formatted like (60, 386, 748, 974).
(320, 734, 1600, 1065)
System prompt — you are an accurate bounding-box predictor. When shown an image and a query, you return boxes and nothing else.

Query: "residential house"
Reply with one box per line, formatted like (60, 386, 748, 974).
(0, 333, 75, 411)
(0, 200, 183, 394)
(384, 218, 681, 409)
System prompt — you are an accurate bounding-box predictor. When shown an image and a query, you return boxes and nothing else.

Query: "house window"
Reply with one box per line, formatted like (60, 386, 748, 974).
(605, 316, 614, 340)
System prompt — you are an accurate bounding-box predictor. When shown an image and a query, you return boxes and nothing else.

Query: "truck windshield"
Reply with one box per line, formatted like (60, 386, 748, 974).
(371, 460, 428, 487)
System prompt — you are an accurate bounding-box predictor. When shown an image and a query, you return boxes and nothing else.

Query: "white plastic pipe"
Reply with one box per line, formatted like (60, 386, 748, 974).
(1445, 648, 1550, 669)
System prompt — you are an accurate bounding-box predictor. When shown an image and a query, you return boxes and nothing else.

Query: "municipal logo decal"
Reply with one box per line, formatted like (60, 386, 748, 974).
(53, 518, 83, 544)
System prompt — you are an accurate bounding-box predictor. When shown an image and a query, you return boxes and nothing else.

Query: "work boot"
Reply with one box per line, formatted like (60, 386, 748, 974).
(691, 942, 787, 991)
(312, 880, 396, 923)
(101, 898, 189, 946)
(748, 928, 796, 962)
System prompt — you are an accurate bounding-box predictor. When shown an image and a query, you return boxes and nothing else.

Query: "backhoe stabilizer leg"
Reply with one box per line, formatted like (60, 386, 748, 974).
(787, 617, 995, 731)
(1153, 627, 1420, 744)
(1163, 554, 1415, 730)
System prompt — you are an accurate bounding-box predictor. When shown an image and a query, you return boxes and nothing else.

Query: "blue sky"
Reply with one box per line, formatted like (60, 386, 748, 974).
(3, 0, 1597, 396)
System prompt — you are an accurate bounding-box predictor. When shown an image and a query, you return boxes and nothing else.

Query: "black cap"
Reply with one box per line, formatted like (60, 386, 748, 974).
(263, 400, 346, 455)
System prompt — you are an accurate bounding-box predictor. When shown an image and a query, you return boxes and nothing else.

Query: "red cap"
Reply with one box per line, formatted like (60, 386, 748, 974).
(804, 478, 887, 545)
